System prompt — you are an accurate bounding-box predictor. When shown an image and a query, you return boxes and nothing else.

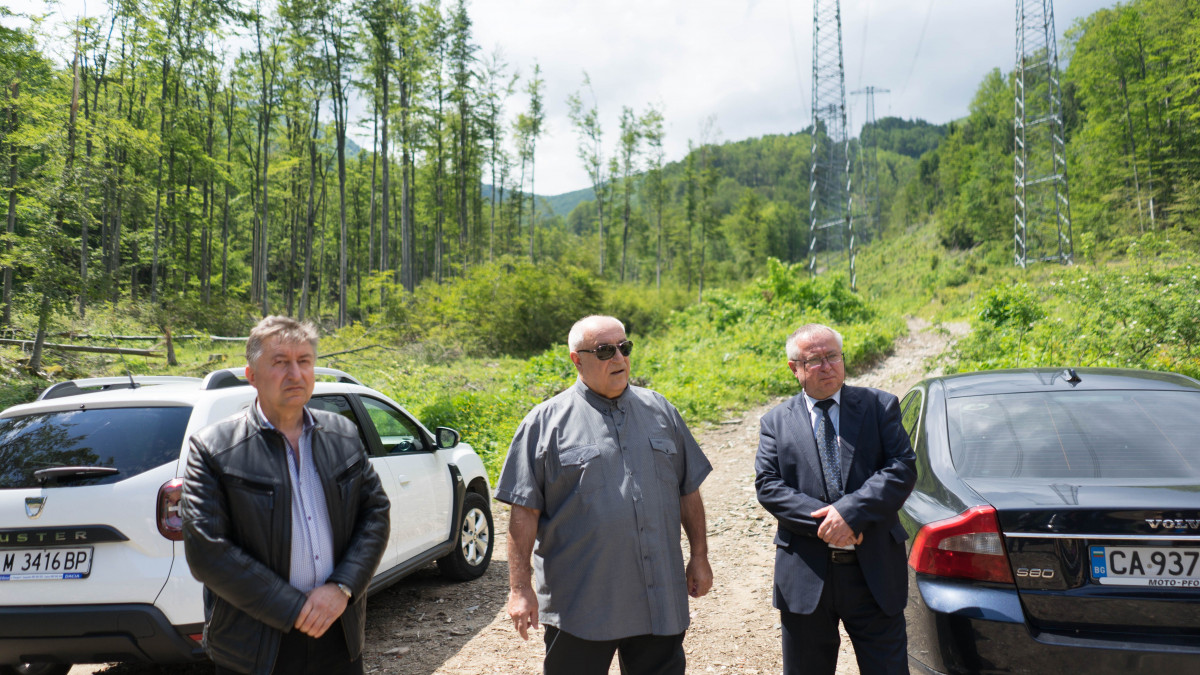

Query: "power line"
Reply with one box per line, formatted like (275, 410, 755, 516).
(900, 0, 937, 99)
(856, 0, 873, 89)
(785, 0, 809, 116)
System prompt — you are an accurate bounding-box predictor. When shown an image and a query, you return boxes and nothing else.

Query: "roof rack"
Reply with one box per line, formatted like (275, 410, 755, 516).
(38, 376, 203, 401)
(199, 367, 365, 391)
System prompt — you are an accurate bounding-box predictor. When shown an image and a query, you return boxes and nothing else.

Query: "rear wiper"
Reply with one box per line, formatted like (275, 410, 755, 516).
(33, 466, 120, 486)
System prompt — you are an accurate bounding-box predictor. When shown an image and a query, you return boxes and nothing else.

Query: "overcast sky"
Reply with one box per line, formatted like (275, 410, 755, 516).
(34, 0, 1117, 195)
(474, 0, 1115, 194)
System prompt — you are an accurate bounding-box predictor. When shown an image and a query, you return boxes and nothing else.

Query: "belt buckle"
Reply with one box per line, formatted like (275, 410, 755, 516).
(830, 549, 856, 564)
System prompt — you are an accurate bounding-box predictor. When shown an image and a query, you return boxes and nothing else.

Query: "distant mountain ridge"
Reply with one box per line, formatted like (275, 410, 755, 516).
(479, 115, 942, 221)
(480, 184, 596, 219)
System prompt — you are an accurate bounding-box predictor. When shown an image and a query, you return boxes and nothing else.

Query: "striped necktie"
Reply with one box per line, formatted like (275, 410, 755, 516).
(814, 399, 842, 501)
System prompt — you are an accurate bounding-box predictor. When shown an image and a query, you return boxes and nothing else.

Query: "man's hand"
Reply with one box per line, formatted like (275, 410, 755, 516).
(506, 504, 541, 640)
(507, 585, 540, 640)
(685, 554, 713, 598)
(811, 505, 861, 548)
(294, 583, 349, 638)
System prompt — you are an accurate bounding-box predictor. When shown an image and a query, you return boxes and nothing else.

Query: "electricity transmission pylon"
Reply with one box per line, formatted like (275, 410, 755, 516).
(809, 0, 854, 286)
(1014, 0, 1072, 267)
(851, 86, 889, 238)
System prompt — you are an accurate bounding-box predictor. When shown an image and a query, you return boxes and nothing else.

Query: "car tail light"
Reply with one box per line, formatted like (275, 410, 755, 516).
(157, 478, 184, 541)
(908, 505, 1014, 583)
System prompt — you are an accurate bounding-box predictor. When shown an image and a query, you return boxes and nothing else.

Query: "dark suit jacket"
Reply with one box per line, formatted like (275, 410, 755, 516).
(755, 385, 917, 616)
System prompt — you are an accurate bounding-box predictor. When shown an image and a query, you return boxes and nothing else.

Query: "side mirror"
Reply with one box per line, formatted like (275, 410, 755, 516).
(435, 426, 461, 450)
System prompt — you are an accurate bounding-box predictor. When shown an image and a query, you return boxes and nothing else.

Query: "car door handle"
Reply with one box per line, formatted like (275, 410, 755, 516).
(397, 474, 412, 485)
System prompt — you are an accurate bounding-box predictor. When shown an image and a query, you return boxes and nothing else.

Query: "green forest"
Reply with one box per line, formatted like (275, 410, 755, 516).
(2, 0, 1200, 473)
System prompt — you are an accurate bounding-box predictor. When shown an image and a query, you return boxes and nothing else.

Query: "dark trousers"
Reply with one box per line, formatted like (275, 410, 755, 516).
(543, 625, 686, 675)
(214, 620, 362, 675)
(780, 559, 907, 675)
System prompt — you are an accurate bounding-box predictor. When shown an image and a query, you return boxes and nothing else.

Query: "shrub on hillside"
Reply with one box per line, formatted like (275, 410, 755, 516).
(950, 266, 1200, 380)
(600, 285, 694, 338)
(410, 258, 602, 357)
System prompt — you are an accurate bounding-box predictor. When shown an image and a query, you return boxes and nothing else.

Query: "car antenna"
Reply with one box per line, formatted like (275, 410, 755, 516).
(111, 331, 139, 389)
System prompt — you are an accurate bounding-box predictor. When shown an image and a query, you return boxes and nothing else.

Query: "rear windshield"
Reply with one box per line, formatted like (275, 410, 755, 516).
(947, 391, 1200, 480)
(0, 407, 192, 489)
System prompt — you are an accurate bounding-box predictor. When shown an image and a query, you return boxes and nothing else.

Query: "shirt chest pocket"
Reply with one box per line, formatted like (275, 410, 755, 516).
(650, 437, 680, 489)
(556, 443, 604, 494)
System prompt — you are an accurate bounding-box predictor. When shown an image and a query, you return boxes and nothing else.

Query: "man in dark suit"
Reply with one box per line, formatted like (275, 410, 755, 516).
(755, 323, 917, 675)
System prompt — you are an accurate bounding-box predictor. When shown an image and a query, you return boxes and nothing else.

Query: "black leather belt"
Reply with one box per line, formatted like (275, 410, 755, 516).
(829, 549, 857, 564)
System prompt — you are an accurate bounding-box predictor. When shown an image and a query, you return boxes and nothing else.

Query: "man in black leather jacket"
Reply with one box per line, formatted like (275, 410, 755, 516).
(182, 316, 390, 675)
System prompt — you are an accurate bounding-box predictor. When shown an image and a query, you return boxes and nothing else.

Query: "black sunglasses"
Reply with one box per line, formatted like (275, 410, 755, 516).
(577, 340, 633, 360)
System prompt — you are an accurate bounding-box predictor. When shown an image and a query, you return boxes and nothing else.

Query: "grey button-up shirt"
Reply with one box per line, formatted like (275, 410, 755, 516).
(495, 380, 712, 641)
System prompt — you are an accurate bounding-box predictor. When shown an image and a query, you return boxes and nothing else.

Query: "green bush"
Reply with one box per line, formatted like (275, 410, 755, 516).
(409, 258, 602, 357)
(950, 265, 1200, 380)
(977, 283, 1045, 329)
(600, 285, 694, 337)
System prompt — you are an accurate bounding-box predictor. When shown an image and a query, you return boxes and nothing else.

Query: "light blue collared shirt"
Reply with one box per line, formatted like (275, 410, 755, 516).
(255, 402, 335, 593)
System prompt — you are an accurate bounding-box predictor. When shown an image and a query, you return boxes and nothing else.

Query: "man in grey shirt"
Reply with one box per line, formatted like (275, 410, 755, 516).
(495, 315, 713, 675)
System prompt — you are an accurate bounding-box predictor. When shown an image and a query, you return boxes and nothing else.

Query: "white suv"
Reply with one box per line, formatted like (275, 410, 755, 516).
(0, 368, 493, 675)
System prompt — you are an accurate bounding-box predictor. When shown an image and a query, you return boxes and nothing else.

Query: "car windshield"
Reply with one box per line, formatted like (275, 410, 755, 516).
(947, 390, 1200, 480)
(0, 407, 192, 489)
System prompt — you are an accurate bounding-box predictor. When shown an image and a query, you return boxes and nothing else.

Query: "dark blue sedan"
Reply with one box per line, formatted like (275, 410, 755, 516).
(899, 368, 1200, 674)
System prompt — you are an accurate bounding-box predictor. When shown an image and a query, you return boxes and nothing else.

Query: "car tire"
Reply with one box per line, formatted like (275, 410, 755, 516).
(1, 664, 72, 675)
(437, 491, 493, 581)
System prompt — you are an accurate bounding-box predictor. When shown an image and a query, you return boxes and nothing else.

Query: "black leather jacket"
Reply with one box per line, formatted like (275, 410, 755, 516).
(181, 406, 390, 675)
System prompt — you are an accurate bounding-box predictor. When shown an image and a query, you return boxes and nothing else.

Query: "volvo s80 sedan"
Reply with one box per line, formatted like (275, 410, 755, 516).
(899, 368, 1200, 674)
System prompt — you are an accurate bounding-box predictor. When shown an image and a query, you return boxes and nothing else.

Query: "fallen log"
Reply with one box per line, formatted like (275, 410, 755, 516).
(319, 344, 382, 359)
(0, 338, 164, 357)
(34, 332, 250, 342)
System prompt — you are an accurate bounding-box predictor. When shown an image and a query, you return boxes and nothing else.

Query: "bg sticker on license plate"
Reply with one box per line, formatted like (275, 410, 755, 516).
(1090, 545, 1200, 587)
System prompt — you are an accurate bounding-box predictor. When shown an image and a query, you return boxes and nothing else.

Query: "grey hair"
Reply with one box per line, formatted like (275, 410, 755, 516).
(246, 315, 319, 366)
(785, 323, 843, 361)
(568, 315, 625, 351)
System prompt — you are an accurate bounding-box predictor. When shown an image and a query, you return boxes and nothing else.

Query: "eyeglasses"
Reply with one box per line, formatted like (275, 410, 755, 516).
(796, 352, 843, 370)
(577, 340, 633, 360)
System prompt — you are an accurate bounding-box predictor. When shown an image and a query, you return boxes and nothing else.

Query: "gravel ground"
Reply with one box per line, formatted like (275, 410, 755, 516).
(70, 317, 966, 675)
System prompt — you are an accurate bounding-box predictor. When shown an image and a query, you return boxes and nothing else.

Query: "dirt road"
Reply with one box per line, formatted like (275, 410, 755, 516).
(72, 318, 964, 675)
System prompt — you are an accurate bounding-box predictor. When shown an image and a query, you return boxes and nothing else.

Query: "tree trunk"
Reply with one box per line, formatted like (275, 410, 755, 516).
(151, 54, 168, 304)
(368, 98, 378, 307)
(400, 75, 413, 292)
(334, 89, 349, 327)
(435, 90, 444, 284)
(300, 97, 319, 322)
(621, 184, 631, 282)
(596, 185, 605, 277)
(79, 46, 92, 317)
(380, 63, 391, 303)
(28, 293, 52, 372)
(529, 154, 536, 263)
(3, 81, 18, 326)
(163, 326, 178, 366)
(222, 89, 233, 295)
